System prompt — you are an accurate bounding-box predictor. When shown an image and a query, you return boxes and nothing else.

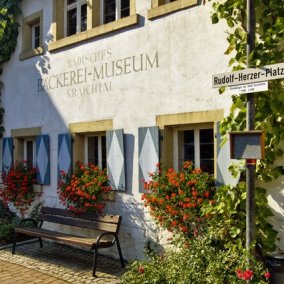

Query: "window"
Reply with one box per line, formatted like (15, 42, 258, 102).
(85, 134, 107, 168)
(69, 120, 126, 190)
(64, 0, 87, 36)
(156, 110, 224, 178)
(24, 139, 36, 167)
(11, 127, 41, 166)
(20, 10, 44, 60)
(147, 0, 198, 20)
(31, 22, 40, 49)
(101, 0, 130, 24)
(173, 126, 214, 173)
(49, 0, 137, 51)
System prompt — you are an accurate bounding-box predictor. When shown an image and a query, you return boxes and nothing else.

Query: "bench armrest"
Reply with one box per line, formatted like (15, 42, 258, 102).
(95, 231, 117, 245)
(16, 218, 40, 228)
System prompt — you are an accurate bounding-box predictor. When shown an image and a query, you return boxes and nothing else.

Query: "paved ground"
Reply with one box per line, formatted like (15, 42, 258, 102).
(0, 240, 126, 283)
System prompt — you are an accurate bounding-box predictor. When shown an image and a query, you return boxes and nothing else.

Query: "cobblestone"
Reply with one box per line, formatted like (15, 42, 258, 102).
(0, 240, 126, 283)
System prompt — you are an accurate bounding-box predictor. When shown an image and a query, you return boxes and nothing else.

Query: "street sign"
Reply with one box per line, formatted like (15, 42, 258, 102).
(212, 62, 284, 88)
(224, 81, 268, 95)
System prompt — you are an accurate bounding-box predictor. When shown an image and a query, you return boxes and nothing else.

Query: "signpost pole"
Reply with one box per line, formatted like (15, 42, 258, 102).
(246, 0, 256, 267)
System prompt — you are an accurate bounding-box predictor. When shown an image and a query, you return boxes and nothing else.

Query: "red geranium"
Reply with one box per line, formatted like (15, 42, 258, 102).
(57, 161, 111, 213)
(0, 161, 38, 215)
(142, 161, 216, 239)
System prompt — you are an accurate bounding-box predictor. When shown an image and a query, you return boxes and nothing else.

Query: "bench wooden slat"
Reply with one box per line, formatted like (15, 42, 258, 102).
(41, 206, 121, 224)
(39, 213, 119, 232)
(15, 227, 114, 248)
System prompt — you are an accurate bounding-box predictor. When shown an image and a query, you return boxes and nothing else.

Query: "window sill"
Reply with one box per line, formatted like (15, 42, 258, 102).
(147, 0, 198, 20)
(19, 47, 44, 61)
(48, 14, 139, 52)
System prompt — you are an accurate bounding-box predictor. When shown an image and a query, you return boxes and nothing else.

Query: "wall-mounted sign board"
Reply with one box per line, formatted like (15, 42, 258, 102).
(212, 62, 284, 88)
(229, 131, 265, 160)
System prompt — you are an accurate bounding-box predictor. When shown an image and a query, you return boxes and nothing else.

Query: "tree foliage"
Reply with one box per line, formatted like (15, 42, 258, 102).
(0, 0, 21, 137)
(210, 0, 284, 182)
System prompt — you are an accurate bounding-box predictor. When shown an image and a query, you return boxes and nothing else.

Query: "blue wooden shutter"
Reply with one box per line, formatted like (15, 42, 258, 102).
(138, 127, 159, 192)
(36, 135, 50, 185)
(58, 134, 73, 180)
(106, 129, 125, 191)
(2, 137, 13, 174)
(216, 122, 239, 186)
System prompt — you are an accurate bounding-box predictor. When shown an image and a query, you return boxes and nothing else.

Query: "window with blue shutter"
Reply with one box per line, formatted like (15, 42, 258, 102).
(58, 134, 73, 180)
(36, 135, 50, 185)
(138, 127, 159, 192)
(2, 137, 14, 174)
(106, 129, 125, 191)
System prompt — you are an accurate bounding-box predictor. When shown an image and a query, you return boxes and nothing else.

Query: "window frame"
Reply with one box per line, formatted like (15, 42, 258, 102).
(11, 127, 41, 166)
(156, 110, 224, 179)
(20, 10, 44, 60)
(100, 0, 130, 25)
(64, 0, 87, 37)
(31, 21, 40, 50)
(69, 119, 113, 169)
(173, 124, 214, 172)
(49, 0, 137, 51)
(147, 0, 198, 20)
(84, 133, 107, 169)
(23, 138, 36, 167)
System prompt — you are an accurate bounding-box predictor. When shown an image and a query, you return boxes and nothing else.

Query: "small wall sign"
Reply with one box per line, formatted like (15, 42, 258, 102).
(229, 131, 265, 160)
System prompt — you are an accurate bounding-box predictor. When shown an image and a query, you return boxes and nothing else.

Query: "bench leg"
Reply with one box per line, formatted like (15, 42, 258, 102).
(92, 247, 99, 277)
(12, 232, 17, 254)
(39, 237, 43, 248)
(115, 237, 125, 268)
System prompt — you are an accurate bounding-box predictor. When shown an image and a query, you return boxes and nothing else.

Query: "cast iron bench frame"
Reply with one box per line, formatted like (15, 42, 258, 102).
(12, 206, 125, 277)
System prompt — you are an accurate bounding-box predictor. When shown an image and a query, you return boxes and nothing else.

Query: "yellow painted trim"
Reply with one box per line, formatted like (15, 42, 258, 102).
(14, 138, 24, 163)
(156, 110, 224, 129)
(148, 0, 198, 19)
(73, 133, 84, 165)
(19, 47, 44, 61)
(11, 127, 41, 137)
(69, 119, 113, 133)
(49, 14, 139, 51)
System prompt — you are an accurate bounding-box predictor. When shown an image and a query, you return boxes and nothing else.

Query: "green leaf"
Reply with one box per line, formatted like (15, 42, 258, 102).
(212, 13, 219, 24)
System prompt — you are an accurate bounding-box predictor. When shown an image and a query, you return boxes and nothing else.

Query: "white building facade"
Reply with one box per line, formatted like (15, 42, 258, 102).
(2, 0, 283, 259)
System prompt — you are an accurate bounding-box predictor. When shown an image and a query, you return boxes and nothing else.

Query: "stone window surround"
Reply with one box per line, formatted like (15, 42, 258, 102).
(156, 109, 224, 178)
(69, 119, 113, 166)
(11, 127, 42, 163)
(19, 10, 44, 61)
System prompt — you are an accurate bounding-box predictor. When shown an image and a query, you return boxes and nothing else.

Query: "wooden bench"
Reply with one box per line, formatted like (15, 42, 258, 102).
(12, 206, 125, 277)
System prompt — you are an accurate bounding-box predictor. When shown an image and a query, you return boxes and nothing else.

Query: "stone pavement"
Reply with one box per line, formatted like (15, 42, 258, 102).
(0, 240, 127, 284)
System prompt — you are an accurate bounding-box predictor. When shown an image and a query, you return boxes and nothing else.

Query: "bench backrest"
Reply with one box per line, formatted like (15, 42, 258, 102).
(39, 206, 121, 234)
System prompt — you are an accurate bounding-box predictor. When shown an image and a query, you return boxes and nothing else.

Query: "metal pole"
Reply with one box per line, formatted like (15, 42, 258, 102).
(246, 0, 256, 267)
